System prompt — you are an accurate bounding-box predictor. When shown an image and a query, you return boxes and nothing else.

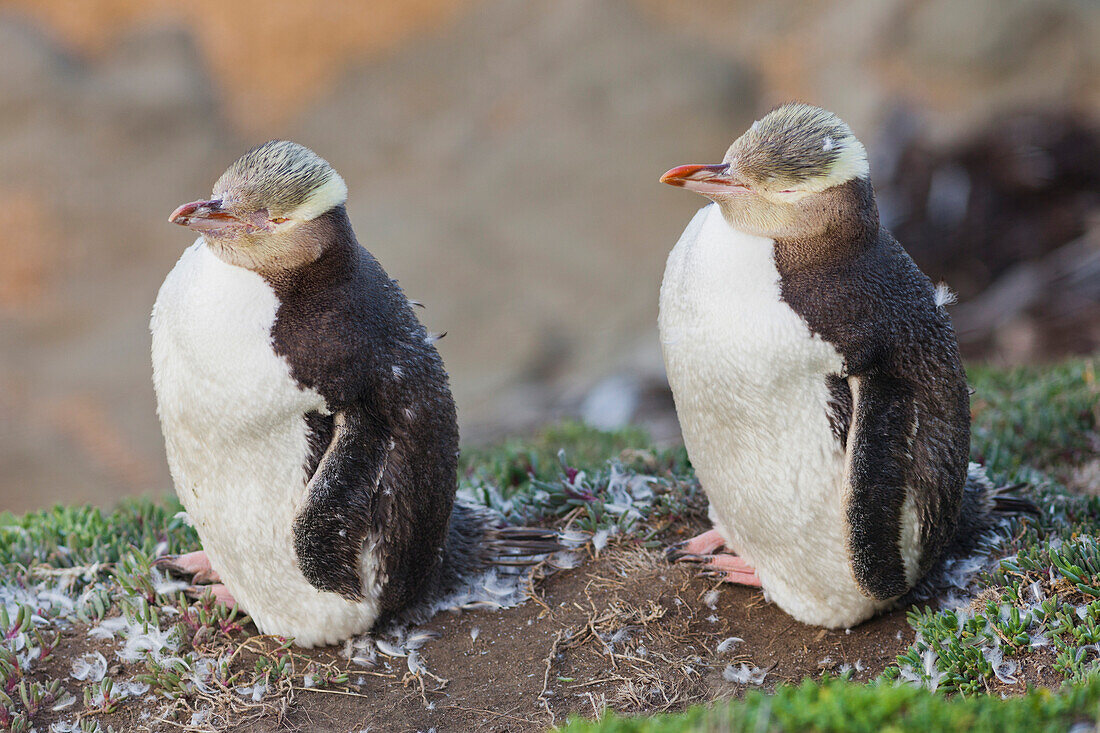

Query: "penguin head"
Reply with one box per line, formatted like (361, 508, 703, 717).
(661, 103, 872, 239)
(169, 140, 348, 269)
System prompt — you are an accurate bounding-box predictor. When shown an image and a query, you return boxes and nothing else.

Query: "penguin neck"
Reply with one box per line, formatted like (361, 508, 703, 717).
(260, 205, 361, 293)
(770, 177, 880, 276)
(298, 204, 358, 268)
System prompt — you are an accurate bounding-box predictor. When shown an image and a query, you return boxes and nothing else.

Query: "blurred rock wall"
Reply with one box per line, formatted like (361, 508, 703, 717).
(0, 0, 1096, 511)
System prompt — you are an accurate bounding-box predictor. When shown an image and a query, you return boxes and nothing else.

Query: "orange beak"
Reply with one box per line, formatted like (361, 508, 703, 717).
(659, 163, 750, 195)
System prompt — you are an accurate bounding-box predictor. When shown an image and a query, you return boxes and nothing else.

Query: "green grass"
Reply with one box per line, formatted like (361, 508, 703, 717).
(557, 676, 1100, 733)
(969, 358, 1098, 481)
(879, 359, 1100, 696)
(458, 419, 701, 534)
(0, 500, 196, 571)
(460, 419, 687, 496)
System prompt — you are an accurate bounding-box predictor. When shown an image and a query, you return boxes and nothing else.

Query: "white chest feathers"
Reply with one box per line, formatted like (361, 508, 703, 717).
(658, 204, 893, 628)
(151, 241, 326, 429)
(151, 241, 380, 647)
(658, 204, 843, 385)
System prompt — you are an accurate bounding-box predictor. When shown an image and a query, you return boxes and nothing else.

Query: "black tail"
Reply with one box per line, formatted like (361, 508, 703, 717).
(990, 483, 1041, 518)
(948, 467, 1037, 557)
(483, 525, 564, 566)
(441, 503, 560, 578)
(381, 503, 561, 629)
(904, 465, 1037, 604)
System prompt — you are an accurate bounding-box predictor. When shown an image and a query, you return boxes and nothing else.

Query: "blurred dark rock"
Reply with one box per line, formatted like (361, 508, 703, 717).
(876, 110, 1100, 361)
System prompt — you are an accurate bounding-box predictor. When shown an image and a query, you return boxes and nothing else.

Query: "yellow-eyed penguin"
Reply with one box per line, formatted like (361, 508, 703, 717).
(151, 141, 555, 647)
(658, 104, 1032, 628)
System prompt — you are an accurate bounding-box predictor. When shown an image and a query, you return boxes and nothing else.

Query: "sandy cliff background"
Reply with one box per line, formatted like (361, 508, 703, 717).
(0, 0, 1097, 511)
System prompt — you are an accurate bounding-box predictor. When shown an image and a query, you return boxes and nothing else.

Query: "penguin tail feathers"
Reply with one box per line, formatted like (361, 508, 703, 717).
(433, 502, 561, 595)
(482, 526, 563, 566)
(377, 503, 561, 631)
(949, 466, 1037, 557)
(902, 465, 1037, 605)
(989, 483, 1041, 517)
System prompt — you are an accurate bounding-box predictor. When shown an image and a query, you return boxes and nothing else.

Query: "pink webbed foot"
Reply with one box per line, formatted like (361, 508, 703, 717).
(170, 550, 215, 575)
(158, 551, 240, 609)
(185, 583, 239, 608)
(668, 529, 727, 558)
(698, 553, 763, 587)
(156, 550, 222, 585)
(668, 529, 763, 587)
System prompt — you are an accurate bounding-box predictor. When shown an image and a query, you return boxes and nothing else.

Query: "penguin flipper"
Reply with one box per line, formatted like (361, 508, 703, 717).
(292, 408, 390, 602)
(844, 374, 914, 601)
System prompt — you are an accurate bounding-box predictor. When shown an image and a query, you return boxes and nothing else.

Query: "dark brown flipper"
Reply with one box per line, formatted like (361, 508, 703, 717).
(843, 374, 915, 600)
(292, 409, 391, 601)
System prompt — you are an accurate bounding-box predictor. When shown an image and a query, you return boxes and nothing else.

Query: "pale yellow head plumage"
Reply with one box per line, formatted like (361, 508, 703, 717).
(168, 141, 350, 271)
(660, 103, 873, 237)
(214, 140, 347, 222)
(727, 103, 868, 194)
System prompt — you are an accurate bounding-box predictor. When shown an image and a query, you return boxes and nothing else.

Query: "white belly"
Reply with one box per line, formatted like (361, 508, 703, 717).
(151, 241, 381, 646)
(658, 205, 891, 627)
